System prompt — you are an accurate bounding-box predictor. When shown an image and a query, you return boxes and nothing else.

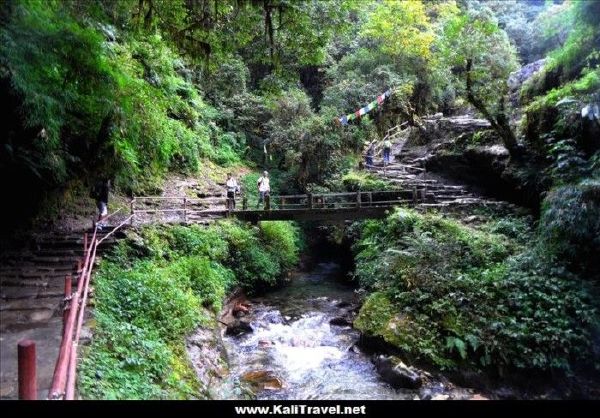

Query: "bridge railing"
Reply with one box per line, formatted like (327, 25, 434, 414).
(127, 188, 431, 224)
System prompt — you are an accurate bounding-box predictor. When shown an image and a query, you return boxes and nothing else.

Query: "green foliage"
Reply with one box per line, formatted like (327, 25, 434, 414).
(0, 0, 243, 197)
(339, 170, 390, 192)
(258, 221, 302, 269)
(360, 0, 436, 60)
(218, 221, 280, 289)
(526, 69, 600, 113)
(539, 179, 600, 277)
(80, 220, 302, 399)
(353, 208, 597, 372)
(79, 317, 189, 400)
(0, 0, 114, 182)
(438, 7, 518, 115)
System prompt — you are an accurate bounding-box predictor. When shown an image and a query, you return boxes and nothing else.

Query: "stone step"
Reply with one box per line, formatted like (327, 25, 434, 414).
(0, 274, 77, 288)
(0, 287, 65, 300)
(0, 297, 61, 312)
(0, 308, 58, 329)
(0, 265, 78, 275)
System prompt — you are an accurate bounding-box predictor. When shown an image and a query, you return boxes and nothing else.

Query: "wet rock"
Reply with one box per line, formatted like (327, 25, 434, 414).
(470, 394, 489, 400)
(329, 316, 352, 327)
(431, 394, 450, 400)
(225, 318, 253, 336)
(233, 301, 251, 317)
(375, 355, 422, 389)
(261, 311, 284, 324)
(186, 326, 229, 390)
(241, 370, 284, 391)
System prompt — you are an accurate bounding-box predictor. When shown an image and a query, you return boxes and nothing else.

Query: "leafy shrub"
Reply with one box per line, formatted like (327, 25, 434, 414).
(219, 221, 282, 289)
(353, 208, 598, 372)
(167, 257, 234, 311)
(81, 220, 302, 399)
(259, 221, 301, 269)
(539, 180, 600, 277)
(168, 225, 229, 261)
(340, 170, 390, 192)
(94, 261, 201, 340)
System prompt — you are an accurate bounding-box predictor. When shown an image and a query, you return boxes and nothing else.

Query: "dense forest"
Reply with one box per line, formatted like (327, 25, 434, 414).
(0, 0, 599, 401)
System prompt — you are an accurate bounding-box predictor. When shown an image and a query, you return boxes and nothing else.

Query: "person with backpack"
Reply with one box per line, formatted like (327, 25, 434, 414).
(256, 171, 271, 209)
(91, 178, 110, 231)
(225, 173, 240, 211)
(383, 139, 392, 165)
(365, 141, 375, 168)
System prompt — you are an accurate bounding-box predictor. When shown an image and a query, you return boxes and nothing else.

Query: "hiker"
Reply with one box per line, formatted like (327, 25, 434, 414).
(365, 142, 375, 167)
(383, 138, 392, 165)
(91, 178, 110, 231)
(256, 170, 271, 209)
(226, 173, 240, 210)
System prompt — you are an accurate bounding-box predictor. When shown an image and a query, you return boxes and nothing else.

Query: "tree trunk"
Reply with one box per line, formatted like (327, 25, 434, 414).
(465, 59, 518, 155)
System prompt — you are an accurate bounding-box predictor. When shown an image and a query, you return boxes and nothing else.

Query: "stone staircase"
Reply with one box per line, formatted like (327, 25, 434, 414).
(368, 132, 515, 211)
(0, 230, 120, 399)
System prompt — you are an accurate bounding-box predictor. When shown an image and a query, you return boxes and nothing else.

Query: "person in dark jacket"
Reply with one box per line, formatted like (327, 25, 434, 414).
(91, 178, 110, 230)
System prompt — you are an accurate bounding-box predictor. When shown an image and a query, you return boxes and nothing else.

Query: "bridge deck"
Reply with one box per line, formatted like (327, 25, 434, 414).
(131, 191, 424, 223)
(128, 185, 503, 223)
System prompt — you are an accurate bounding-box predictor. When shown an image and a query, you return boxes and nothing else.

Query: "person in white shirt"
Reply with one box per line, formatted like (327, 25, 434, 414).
(256, 170, 271, 209)
(226, 173, 240, 210)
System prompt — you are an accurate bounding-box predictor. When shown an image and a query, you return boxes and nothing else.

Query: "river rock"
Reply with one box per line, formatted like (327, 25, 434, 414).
(241, 370, 284, 391)
(375, 355, 422, 389)
(225, 318, 253, 336)
(329, 316, 352, 327)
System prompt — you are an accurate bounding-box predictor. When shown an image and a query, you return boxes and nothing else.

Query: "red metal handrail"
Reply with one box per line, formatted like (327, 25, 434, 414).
(48, 210, 132, 400)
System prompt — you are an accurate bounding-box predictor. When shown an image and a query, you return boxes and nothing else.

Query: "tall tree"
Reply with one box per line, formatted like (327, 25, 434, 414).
(438, 9, 519, 153)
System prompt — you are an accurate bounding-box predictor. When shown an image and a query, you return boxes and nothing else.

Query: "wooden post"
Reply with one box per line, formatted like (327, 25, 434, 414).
(265, 194, 271, 211)
(281, 197, 286, 210)
(356, 191, 361, 208)
(242, 195, 248, 211)
(18, 340, 37, 400)
(308, 193, 313, 209)
(183, 198, 188, 224)
(63, 275, 72, 333)
(368, 192, 373, 207)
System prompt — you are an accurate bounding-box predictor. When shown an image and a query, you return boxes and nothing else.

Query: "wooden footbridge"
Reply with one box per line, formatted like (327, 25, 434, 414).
(132, 190, 413, 223)
(131, 169, 500, 224)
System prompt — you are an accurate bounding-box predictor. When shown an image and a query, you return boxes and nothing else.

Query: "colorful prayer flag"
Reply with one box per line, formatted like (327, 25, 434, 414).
(337, 88, 392, 126)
